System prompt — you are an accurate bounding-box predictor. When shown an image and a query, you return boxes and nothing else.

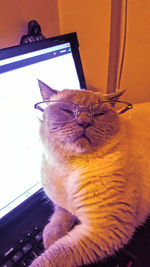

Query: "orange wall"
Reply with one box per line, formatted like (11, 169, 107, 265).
(59, 0, 150, 103)
(119, 1, 150, 104)
(58, 0, 111, 93)
(0, 0, 60, 49)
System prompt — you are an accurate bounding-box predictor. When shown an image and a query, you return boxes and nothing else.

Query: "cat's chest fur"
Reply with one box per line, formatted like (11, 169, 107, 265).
(41, 143, 128, 214)
(42, 159, 69, 209)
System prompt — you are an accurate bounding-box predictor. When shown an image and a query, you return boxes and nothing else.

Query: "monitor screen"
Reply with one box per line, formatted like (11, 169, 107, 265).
(0, 32, 86, 219)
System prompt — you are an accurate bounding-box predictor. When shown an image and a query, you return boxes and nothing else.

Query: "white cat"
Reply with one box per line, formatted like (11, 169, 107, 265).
(30, 80, 150, 266)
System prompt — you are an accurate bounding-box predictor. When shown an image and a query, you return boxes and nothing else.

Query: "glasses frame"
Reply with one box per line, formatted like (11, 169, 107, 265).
(34, 100, 133, 123)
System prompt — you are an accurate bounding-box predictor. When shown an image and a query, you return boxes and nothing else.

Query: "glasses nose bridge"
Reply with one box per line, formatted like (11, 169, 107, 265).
(77, 105, 91, 117)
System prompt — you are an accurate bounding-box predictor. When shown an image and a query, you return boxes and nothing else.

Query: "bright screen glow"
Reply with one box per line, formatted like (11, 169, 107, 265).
(0, 43, 81, 218)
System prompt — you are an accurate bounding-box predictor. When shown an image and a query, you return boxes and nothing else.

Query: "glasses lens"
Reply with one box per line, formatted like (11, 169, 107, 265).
(107, 101, 130, 113)
(102, 101, 131, 114)
(90, 101, 131, 118)
(41, 101, 77, 123)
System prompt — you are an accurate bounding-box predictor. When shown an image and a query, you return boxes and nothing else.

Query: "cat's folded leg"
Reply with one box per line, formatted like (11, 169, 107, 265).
(43, 204, 79, 249)
(30, 206, 137, 267)
(30, 223, 97, 267)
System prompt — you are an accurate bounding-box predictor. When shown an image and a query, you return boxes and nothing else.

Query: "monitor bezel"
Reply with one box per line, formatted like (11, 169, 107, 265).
(0, 32, 87, 89)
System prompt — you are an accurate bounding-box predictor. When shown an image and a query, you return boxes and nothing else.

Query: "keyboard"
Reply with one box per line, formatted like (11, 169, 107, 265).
(2, 226, 45, 267)
(1, 227, 135, 267)
(0, 189, 54, 267)
(1, 226, 150, 267)
(2, 218, 150, 267)
(83, 248, 137, 267)
(1, 187, 150, 267)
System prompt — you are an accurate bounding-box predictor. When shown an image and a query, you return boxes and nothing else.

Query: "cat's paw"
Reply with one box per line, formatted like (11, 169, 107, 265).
(29, 252, 52, 267)
(43, 223, 67, 249)
(43, 212, 79, 249)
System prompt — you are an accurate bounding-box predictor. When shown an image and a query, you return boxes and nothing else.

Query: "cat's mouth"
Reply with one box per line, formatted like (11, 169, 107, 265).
(74, 134, 91, 144)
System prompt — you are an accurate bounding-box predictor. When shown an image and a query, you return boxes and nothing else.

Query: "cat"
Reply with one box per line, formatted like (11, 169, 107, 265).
(30, 80, 150, 267)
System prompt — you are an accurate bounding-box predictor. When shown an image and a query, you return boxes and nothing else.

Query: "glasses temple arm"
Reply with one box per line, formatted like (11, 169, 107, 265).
(34, 103, 44, 112)
(118, 104, 133, 114)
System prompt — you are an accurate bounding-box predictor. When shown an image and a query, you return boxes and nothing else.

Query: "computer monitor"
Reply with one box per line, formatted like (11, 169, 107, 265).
(0, 32, 86, 220)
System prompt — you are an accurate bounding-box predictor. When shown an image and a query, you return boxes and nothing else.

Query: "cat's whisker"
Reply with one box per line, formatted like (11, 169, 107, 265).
(49, 129, 58, 133)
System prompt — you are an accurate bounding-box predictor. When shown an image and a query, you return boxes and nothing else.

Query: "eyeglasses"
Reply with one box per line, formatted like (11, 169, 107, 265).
(34, 100, 133, 124)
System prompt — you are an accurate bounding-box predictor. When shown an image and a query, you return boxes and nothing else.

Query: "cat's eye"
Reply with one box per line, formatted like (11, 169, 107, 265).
(92, 111, 107, 118)
(61, 108, 74, 115)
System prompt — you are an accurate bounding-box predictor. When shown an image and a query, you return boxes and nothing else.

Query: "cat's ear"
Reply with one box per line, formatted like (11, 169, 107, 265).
(37, 79, 58, 101)
(102, 89, 126, 105)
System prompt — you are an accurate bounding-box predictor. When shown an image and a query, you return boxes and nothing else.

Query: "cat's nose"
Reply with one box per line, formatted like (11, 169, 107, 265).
(77, 121, 92, 129)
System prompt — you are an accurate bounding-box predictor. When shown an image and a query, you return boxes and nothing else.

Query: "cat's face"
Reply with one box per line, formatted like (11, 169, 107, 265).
(39, 87, 120, 155)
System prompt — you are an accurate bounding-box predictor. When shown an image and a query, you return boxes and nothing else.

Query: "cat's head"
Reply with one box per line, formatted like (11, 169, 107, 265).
(36, 80, 125, 156)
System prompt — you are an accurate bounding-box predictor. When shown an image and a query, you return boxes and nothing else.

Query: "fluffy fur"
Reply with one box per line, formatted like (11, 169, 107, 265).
(30, 81, 150, 267)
